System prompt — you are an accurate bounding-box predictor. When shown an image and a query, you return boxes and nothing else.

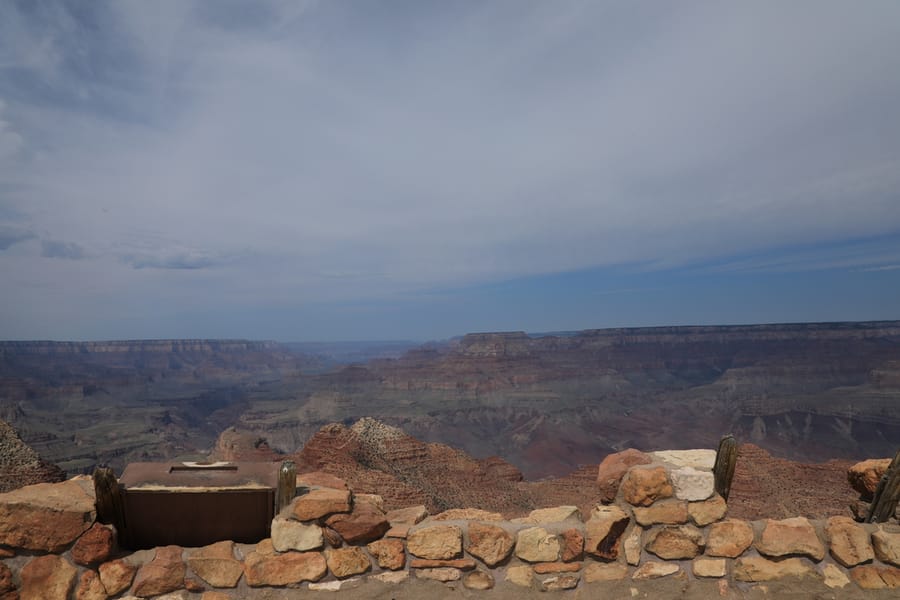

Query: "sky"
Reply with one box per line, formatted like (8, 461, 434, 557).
(1, 0, 900, 342)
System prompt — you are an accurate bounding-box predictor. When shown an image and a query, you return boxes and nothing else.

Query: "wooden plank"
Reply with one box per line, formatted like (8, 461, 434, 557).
(713, 434, 738, 501)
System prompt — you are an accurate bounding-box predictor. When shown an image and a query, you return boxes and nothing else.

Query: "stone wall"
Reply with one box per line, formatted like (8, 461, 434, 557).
(1, 451, 899, 599)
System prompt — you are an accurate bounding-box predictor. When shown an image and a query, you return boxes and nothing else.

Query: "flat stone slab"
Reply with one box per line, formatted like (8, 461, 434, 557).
(650, 450, 716, 470)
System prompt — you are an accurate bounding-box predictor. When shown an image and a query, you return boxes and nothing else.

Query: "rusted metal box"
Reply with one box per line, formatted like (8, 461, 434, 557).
(118, 461, 280, 549)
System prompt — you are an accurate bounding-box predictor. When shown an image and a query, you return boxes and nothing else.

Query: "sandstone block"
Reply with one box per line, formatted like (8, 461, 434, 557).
(585, 505, 630, 560)
(505, 565, 533, 587)
(432, 508, 503, 521)
(99, 559, 137, 596)
(463, 570, 494, 590)
(733, 556, 818, 582)
(692, 558, 726, 578)
(407, 525, 462, 560)
(848, 458, 891, 501)
(515, 527, 560, 563)
(292, 488, 351, 521)
(872, 528, 900, 566)
(271, 515, 324, 552)
(244, 549, 327, 586)
(325, 504, 390, 544)
(583, 562, 628, 582)
(512, 506, 581, 525)
(825, 516, 873, 567)
(756, 517, 825, 561)
(296, 471, 348, 490)
(650, 449, 716, 470)
(624, 526, 642, 565)
(688, 494, 727, 526)
(132, 545, 186, 598)
(386, 505, 428, 526)
(367, 538, 406, 570)
(20, 555, 77, 600)
(322, 526, 342, 548)
(849, 565, 900, 589)
(645, 524, 704, 559)
(671, 466, 715, 501)
(415, 568, 461, 582)
(72, 523, 115, 566)
(632, 561, 680, 580)
(372, 571, 409, 584)
(596, 449, 652, 503)
(540, 574, 578, 591)
(821, 564, 850, 588)
(411, 558, 476, 569)
(620, 466, 673, 507)
(706, 519, 753, 558)
(533, 562, 581, 574)
(75, 570, 106, 600)
(560, 528, 584, 562)
(633, 500, 688, 526)
(200, 593, 231, 600)
(354, 493, 384, 512)
(187, 540, 243, 588)
(466, 522, 513, 567)
(0, 480, 95, 552)
(326, 546, 371, 578)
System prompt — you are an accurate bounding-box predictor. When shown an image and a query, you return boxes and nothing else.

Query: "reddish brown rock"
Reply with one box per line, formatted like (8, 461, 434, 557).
(187, 540, 243, 588)
(706, 519, 754, 558)
(98, 559, 136, 597)
(466, 522, 514, 567)
(688, 495, 728, 526)
(585, 505, 630, 560)
(848, 459, 891, 501)
(533, 562, 582, 574)
(825, 516, 874, 567)
(0, 564, 15, 596)
(620, 466, 673, 507)
(325, 503, 390, 544)
(596, 449, 652, 503)
(560, 528, 584, 562)
(632, 561, 680, 580)
(850, 565, 900, 589)
(756, 517, 825, 561)
(244, 544, 327, 587)
(386, 505, 428, 526)
(323, 526, 343, 548)
(20, 555, 77, 600)
(645, 525, 705, 560)
(734, 556, 818, 582)
(0, 547, 13, 558)
(541, 574, 580, 591)
(132, 545, 186, 598)
(72, 523, 114, 566)
(0, 480, 95, 552)
(292, 488, 351, 521)
(873, 529, 900, 566)
(407, 525, 462, 560)
(367, 538, 406, 570)
(325, 546, 371, 578)
(633, 500, 688, 526)
(184, 577, 206, 592)
(75, 570, 106, 600)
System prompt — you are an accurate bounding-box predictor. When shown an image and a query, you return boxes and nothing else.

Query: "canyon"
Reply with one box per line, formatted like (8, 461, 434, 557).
(1, 321, 899, 481)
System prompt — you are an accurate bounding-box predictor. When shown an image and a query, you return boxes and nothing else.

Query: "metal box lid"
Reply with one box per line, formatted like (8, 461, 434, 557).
(119, 461, 279, 491)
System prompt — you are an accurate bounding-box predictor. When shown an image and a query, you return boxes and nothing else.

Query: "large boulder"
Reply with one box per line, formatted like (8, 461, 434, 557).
(585, 505, 630, 560)
(187, 540, 243, 588)
(98, 559, 137, 596)
(0, 480, 95, 552)
(243, 540, 327, 587)
(596, 449, 652, 503)
(645, 525, 705, 560)
(71, 523, 115, 566)
(515, 527, 560, 563)
(872, 529, 900, 566)
(706, 519, 754, 558)
(271, 516, 323, 552)
(756, 517, 825, 561)
(292, 488, 351, 521)
(620, 466, 673, 507)
(325, 547, 371, 578)
(407, 525, 462, 560)
(367, 539, 406, 570)
(466, 522, 514, 567)
(847, 459, 891, 501)
(324, 503, 390, 544)
(825, 516, 874, 567)
(132, 545, 186, 598)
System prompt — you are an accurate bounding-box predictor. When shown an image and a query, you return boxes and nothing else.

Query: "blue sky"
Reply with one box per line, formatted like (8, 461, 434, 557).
(1, 1, 900, 341)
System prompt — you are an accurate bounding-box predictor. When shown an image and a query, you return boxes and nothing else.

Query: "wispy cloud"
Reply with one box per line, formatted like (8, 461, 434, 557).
(41, 239, 85, 259)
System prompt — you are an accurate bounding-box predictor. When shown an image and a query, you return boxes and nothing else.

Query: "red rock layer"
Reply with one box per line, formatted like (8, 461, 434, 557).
(0, 419, 65, 493)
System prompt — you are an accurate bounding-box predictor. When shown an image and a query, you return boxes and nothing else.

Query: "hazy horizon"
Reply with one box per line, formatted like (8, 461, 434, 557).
(3, 1, 900, 341)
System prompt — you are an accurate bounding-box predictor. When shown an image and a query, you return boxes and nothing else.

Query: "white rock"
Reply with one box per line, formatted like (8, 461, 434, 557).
(310, 578, 360, 591)
(670, 467, 715, 501)
(650, 449, 716, 470)
(372, 571, 409, 584)
(271, 515, 324, 552)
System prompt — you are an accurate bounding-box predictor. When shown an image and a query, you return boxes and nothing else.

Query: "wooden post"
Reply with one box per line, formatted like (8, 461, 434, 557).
(713, 434, 738, 501)
(275, 460, 297, 515)
(92, 466, 128, 545)
(867, 448, 900, 523)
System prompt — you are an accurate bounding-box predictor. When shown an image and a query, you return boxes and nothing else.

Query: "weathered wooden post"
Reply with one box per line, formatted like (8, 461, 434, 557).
(714, 434, 738, 501)
(867, 448, 900, 523)
(93, 466, 128, 545)
(275, 460, 297, 515)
